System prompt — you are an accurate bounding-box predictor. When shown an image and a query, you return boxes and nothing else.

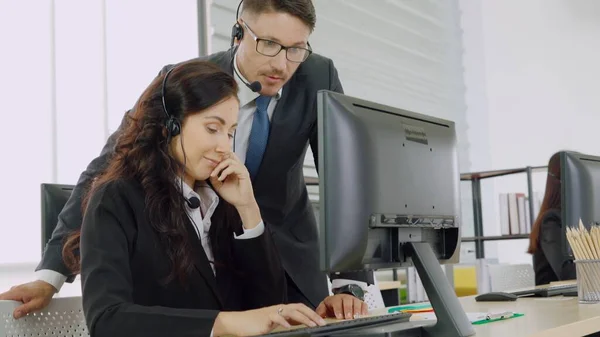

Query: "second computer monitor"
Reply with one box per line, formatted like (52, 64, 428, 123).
(561, 151, 600, 256)
(317, 90, 461, 273)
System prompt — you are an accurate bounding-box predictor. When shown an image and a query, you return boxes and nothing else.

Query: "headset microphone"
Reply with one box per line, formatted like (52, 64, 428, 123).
(230, 0, 262, 93)
(232, 65, 262, 93)
(248, 80, 262, 93)
(186, 196, 201, 209)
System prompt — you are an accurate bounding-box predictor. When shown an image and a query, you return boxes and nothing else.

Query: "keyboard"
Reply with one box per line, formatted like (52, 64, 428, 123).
(512, 283, 578, 297)
(261, 312, 412, 337)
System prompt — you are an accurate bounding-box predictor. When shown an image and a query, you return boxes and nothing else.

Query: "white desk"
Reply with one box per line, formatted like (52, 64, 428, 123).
(459, 294, 600, 337)
(369, 294, 600, 337)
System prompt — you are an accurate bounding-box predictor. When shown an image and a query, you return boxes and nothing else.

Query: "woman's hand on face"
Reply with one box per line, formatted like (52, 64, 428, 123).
(209, 152, 255, 208)
(213, 303, 327, 337)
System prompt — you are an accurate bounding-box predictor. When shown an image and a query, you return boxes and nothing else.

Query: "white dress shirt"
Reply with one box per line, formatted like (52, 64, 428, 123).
(35, 269, 67, 292)
(179, 179, 264, 276)
(232, 54, 282, 164)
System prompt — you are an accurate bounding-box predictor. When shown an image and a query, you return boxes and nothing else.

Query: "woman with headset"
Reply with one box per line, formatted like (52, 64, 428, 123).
(528, 152, 576, 285)
(62, 60, 326, 337)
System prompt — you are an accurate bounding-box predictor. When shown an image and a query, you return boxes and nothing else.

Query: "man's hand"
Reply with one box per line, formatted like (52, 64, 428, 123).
(315, 294, 368, 320)
(0, 280, 57, 318)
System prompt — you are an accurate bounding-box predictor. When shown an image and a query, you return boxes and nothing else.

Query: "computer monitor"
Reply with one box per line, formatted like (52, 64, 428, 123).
(317, 90, 474, 337)
(561, 151, 600, 257)
(41, 183, 74, 254)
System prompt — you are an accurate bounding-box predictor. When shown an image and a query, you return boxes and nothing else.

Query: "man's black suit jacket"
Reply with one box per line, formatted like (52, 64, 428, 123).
(39, 47, 371, 308)
(80, 178, 286, 337)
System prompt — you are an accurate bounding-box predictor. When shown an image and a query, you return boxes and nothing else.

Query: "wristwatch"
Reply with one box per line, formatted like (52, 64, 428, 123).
(332, 284, 365, 301)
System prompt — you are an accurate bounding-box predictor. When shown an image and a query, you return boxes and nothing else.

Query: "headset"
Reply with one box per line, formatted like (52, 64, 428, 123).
(230, 0, 245, 48)
(161, 66, 181, 140)
(160, 65, 202, 212)
(228, 0, 262, 153)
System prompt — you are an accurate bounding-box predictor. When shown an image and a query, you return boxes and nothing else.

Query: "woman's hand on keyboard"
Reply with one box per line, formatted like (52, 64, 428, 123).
(315, 294, 369, 320)
(213, 303, 327, 336)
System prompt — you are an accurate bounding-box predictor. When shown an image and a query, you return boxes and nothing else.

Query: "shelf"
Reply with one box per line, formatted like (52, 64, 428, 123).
(460, 166, 547, 181)
(305, 176, 319, 185)
(462, 234, 530, 242)
(307, 166, 548, 184)
(378, 281, 405, 291)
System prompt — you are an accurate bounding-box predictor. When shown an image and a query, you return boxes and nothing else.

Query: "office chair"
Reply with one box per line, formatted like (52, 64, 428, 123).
(40, 183, 74, 254)
(488, 263, 535, 292)
(0, 296, 88, 336)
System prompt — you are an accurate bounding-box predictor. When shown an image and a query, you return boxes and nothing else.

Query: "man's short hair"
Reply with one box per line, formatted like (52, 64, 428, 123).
(241, 0, 316, 32)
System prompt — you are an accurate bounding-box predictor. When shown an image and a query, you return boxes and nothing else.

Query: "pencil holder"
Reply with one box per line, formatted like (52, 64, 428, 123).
(575, 259, 600, 303)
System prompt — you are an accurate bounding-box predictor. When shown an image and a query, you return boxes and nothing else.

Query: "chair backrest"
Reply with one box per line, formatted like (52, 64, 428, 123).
(488, 263, 535, 292)
(0, 296, 88, 336)
(41, 183, 74, 253)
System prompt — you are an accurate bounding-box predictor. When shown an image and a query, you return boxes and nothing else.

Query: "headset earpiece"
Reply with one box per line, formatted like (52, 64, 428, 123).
(230, 0, 244, 47)
(161, 66, 181, 140)
(166, 116, 181, 138)
(230, 22, 244, 47)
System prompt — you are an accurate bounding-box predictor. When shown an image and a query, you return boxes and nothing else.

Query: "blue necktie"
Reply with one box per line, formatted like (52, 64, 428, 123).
(245, 95, 271, 179)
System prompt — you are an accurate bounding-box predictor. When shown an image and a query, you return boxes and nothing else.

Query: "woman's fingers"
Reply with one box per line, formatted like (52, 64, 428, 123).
(226, 151, 242, 163)
(217, 166, 236, 181)
(264, 304, 327, 334)
(287, 310, 320, 327)
(268, 312, 291, 329)
(288, 304, 327, 326)
(210, 159, 234, 178)
(211, 156, 249, 179)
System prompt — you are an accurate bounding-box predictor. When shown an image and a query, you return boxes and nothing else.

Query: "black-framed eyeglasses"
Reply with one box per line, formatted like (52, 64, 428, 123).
(241, 21, 312, 63)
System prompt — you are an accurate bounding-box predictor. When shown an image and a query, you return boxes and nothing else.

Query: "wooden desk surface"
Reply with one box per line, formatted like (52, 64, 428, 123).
(372, 294, 600, 337)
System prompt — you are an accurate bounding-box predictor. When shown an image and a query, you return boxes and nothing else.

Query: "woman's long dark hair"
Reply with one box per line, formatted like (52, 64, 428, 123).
(63, 60, 240, 285)
(528, 152, 562, 254)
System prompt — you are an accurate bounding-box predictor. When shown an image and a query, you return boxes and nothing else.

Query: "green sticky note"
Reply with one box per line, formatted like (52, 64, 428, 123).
(471, 313, 524, 325)
(387, 303, 432, 313)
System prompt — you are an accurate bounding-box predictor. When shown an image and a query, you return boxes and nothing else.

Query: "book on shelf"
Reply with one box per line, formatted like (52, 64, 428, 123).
(406, 266, 427, 303)
(405, 266, 449, 303)
(498, 192, 543, 236)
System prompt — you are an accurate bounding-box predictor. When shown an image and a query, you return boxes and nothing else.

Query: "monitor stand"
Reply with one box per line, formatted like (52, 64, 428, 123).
(330, 242, 475, 337)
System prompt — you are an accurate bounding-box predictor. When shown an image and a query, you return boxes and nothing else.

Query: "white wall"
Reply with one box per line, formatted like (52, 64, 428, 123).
(0, 0, 199, 265)
(460, 0, 600, 263)
(457, 0, 493, 262)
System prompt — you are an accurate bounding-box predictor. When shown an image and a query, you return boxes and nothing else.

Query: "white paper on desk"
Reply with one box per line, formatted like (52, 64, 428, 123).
(412, 312, 504, 323)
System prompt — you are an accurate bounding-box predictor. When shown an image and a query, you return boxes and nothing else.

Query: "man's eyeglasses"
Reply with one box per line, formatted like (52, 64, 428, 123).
(241, 21, 312, 63)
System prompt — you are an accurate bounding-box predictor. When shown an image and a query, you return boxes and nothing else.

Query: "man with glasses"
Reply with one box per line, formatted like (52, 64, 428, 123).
(1, 0, 373, 322)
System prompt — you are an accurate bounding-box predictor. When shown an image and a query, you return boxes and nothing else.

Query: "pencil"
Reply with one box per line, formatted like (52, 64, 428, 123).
(565, 220, 600, 300)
